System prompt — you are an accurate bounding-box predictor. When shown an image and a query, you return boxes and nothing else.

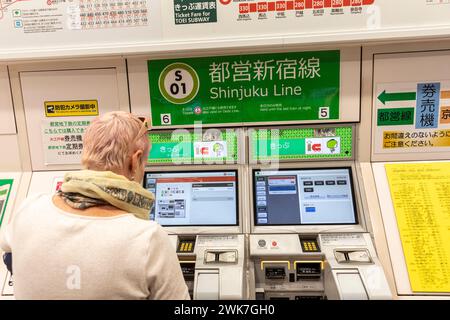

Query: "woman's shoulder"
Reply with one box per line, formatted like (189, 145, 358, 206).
(6, 193, 56, 227)
(114, 218, 172, 251)
(125, 217, 165, 235)
(17, 193, 53, 213)
(125, 218, 172, 241)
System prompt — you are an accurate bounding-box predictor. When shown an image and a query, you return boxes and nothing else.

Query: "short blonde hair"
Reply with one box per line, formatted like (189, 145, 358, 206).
(81, 111, 150, 172)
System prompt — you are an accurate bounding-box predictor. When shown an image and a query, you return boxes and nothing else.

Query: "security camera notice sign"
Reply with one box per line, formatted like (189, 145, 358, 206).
(44, 100, 98, 117)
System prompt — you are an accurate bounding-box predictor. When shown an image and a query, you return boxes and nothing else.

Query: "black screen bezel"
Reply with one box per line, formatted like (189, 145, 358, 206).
(144, 169, 239, 227)
(252, 167, 359, 226)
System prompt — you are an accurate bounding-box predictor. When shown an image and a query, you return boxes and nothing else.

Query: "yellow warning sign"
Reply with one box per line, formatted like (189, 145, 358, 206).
(45, 100, 98, 117)
(386, 162, 450, 293)
(383, 130, 450, 149)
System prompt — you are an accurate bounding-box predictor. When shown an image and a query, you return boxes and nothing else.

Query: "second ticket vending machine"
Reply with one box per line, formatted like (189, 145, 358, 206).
(247, 125, 392, 300)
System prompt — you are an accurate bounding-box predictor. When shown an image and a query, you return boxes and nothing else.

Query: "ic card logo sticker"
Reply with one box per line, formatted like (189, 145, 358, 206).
(159, 63, 200, 105)
(306, 137, 341, 155)
(212, 142, 226, 157)
(305, 139, 322, 154)
(326, 138, 339, 153)
(193, 141, 228, 158)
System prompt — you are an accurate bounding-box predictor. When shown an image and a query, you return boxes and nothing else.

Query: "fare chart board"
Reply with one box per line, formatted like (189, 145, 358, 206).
(1, 1, 450, 59)
(0, 0, 163, 57)
(385, 162, 450, 293)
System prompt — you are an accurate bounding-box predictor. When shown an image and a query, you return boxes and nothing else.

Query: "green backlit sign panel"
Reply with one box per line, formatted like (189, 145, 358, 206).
(148, 129, 239, 164)
(0, 179, 13, 227)
(251, 126, 353, 162)
(148, 50, 340, 126)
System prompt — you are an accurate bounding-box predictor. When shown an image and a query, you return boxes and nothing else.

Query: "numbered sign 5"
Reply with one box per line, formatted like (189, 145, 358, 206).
(158, 63, 200, 104)
(319, 107, 330, 119)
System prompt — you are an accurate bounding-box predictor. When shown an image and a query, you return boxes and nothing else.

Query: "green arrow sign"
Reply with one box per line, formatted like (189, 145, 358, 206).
(378, 90, 416, 105)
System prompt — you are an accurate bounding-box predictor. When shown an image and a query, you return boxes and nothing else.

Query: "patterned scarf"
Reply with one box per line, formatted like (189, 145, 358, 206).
(57, 170, 154, 220)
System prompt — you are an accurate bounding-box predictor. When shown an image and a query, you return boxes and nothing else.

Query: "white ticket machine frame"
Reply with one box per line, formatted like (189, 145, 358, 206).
(248, 160, 392, 300)
(0, 171, 32, 300)
(0, 171, 72, 299)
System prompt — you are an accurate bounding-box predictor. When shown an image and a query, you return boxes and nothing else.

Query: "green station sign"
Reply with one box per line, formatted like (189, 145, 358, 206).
(148, 50, 340, 126)
(147, 129, 239, 164)
(250, 126, 353, 162)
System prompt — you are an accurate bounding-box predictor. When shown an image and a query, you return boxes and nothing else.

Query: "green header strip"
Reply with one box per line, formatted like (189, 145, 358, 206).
(148, 130, 238, 164)
(251, 127, 353, 161)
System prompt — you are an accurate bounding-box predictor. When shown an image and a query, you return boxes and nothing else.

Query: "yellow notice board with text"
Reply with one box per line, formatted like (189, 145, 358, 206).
(386, 162, 450, 293)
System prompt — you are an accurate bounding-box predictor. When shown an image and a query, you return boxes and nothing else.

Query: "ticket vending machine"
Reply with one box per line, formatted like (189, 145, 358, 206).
(0, 171, 72, 300)
(144, 129, 247, 300)
(247, 125, 392, 300)
(0, 66, 31, 299)
(0, 172, 31, 300)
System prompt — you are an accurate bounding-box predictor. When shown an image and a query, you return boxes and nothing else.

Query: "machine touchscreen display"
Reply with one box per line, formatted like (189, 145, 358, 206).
(253, 168, 357, 226)
(144, 170, 238, 226)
